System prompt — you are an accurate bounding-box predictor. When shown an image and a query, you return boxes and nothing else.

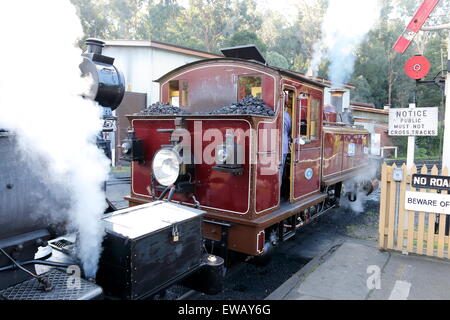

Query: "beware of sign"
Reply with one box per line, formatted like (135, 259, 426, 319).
(412, 174, 450, 191)
(405, 191, 450, 214)
(389, 107, 438, 136)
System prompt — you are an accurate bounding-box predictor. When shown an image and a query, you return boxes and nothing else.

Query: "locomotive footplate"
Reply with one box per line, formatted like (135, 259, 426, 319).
(0, 269, 102, 300)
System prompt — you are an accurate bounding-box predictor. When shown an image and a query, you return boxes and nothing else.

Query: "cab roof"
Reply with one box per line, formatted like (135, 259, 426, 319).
(155, 58, 328, 89)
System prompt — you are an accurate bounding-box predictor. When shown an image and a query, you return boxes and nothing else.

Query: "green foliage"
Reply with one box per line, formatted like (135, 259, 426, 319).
(266, 51, 290, 70)
(225, 30, 267, 54)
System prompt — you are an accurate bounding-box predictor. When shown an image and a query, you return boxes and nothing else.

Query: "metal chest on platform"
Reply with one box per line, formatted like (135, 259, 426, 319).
(96, 201, 205, 300)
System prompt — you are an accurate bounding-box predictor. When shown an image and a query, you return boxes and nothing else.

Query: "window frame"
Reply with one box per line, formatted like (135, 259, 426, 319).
(237, 74, 264, 101)
(168, 80, 189, 107)
(298, 93, 322, 144)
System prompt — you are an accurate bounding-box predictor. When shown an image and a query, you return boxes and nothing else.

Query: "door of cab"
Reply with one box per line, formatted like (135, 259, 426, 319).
(291, 92, 323, 201)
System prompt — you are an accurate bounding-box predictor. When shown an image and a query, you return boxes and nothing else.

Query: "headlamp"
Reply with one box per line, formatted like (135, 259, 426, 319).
(121, 142, 132, 155)
(152, 149, 182, 187)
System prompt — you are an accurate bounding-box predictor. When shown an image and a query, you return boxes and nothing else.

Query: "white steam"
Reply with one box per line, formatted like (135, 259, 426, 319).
(0, 1, 110, 278)
(341, 165, 378, 214)
(310, 0, 380, 86)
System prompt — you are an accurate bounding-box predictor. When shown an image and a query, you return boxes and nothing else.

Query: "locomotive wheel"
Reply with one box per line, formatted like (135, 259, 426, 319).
(250, 242, 274, 267)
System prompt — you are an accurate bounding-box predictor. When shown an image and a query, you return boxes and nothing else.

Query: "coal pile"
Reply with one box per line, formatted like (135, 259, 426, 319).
(138, 102, 189, 115)
(210, 96, 275, 117)
(136, 97, 275, 117)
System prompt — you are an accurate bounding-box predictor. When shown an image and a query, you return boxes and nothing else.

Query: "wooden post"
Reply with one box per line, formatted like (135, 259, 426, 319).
(416, 165, 429, 255)
(396, 164, 408, 251)
(379, 163, 388, 249)
(426, 166, 439, 256)
(387, 164, 397, 250)
(407, 165, 418, 253)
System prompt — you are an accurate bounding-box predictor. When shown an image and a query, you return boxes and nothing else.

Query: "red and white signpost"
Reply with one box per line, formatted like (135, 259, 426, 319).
(392, 0, 449, 169)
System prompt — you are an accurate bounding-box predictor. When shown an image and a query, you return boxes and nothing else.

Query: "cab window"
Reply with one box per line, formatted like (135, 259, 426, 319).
(299, 94, 308, 137)
(169, 80, 189, 107)
(299, 94, 321, 142)
(238, 76, 262, 99)
(310, 98, 321, 141)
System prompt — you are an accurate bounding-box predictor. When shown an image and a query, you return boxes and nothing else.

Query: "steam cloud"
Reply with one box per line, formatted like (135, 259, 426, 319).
(341, 165, 378, 214)
(310, 0, 380, 86)
(0, 1, 110, 278)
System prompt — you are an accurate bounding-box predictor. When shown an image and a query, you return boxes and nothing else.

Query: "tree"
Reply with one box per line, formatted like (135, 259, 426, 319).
(225, 30, 267, 53)
(266, 51, 290, 69)
(70, 0, 111, 40)
(71, 0, 149, 40)
(138, 0, 184, 42)
(350, 75, 373, 103)
(179, 0, 243, 52)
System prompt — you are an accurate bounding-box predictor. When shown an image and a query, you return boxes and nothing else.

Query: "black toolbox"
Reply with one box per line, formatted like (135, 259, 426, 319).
(96, 201, 205, 300)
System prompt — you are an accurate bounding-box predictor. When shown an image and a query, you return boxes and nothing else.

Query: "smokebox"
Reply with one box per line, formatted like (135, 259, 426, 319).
(96, 201, 205, 300)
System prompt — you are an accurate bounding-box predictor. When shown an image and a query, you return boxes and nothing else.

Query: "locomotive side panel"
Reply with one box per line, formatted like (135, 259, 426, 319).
(293, 148, 322, 199)
(342, 133, 369, 173)
(322, 128, 370, 182)
(255, 118, 281, 214)
(192, 119, 252, 215)
(322, 131, 344, 178)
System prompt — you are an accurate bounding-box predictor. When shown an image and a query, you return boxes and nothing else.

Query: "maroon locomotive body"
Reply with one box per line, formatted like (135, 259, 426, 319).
(122, 57, 373, 258)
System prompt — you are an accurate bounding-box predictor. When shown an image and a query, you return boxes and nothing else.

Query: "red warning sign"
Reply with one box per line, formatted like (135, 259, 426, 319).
(404, 55, 431, 80)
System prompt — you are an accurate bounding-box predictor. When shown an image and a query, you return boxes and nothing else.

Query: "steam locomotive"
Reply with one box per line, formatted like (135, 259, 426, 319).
(0, 40, 377, 301)
(121, 45, 378, 264)
(0, 39, 223, 300)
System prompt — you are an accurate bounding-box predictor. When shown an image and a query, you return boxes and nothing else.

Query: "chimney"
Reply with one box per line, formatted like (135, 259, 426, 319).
(85, 38, 105, 55)
(331, 90, 345, 114)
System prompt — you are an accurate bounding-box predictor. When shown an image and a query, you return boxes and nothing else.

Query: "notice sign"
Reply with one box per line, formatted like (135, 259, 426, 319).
(405, 191, 450, 214)
(389, 107, 438, 136)
(412, 174, 450, 191)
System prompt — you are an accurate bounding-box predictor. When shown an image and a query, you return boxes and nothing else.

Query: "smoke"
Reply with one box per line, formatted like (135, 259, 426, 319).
(310, 0, 380, 86)
(0, 1, 110, 278)
(341, 165, 378, 214)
